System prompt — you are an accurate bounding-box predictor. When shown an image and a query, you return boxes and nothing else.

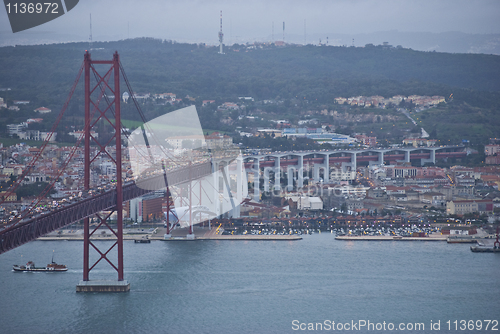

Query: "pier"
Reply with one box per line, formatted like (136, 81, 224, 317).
(335, 234, 447, 241)
(76, 280, 130, 292)
(37, 226, 303, 242)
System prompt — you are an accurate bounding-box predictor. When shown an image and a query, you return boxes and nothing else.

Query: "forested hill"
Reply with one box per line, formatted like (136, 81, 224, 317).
(0, 37, 499, 108)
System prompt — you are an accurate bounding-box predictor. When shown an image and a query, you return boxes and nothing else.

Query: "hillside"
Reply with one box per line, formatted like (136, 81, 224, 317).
(0, 38, 499, 147)
(0, 38, 499, 98)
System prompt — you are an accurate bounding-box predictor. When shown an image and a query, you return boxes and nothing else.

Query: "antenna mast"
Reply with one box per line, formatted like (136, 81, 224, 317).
(218, 10, 224, 54)
(304, 19, 306, 45)
(283, 21, 285, 42)
(89, 13, 92, 50)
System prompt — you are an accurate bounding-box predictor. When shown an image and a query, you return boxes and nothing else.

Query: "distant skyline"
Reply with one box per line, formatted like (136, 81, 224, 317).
(1, 0, 499, 47)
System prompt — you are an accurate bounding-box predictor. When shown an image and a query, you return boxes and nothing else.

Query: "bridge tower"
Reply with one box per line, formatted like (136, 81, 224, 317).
(77, 51, 129, 292)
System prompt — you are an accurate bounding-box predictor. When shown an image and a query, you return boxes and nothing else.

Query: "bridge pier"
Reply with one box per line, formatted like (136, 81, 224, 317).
(399, 150, 411, 164)
(285, 155, 305, 191)
(368, 151, 384, 166)
(313, 154, 329, 183)
(341, 152, 357, 173)
(234, 157, 243, 218)
(263, 166, 271, 193)
(253, 159, 260, 201)
(420, 149, 436, 166)
(188, 162, 194, 238)
(77, 280, 130, 292)
(297, 155, 304, 189)
(286, 166, 294, 191)
(274, 156, 281, 191)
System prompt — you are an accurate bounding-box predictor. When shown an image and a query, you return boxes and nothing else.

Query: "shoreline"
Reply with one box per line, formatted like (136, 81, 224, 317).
(335, 235, 447, 241)
(36, 234, 303, 241)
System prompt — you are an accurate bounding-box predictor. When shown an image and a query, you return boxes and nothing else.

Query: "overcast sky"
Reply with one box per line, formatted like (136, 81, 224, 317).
(1, 0, 499, 46)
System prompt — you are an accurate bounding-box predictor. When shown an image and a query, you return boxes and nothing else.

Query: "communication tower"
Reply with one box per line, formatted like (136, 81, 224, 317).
(218, 10, 224, 54)
(89, 13, 92, 50)
(304, 19, 306, 45)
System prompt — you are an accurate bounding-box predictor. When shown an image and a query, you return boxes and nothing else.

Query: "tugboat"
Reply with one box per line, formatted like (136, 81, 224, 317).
(134, 236, 151, 243)
(13, 253, 67, 272)
(13, 261, 68, 272)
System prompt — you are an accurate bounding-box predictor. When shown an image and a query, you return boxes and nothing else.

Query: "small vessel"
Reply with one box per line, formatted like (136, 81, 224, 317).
(134, 236, 151, 243)
(134, 239, 151, 243)
(470, 245, 500, 253)
(13, 260, 68, 272)
(13, 252, 67, 272)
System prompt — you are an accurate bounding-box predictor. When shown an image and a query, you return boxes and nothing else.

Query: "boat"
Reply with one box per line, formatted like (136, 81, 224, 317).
(134, 239, 151, 243)
(470, 245, 500, 253)
(134, 236, 151, 243)
(13, 260, 67, 272)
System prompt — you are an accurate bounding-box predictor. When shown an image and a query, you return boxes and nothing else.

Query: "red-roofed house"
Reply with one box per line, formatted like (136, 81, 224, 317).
(34, 107, 51, 114)
(26, 118, 43, 124)
(202, 100, 215, 107)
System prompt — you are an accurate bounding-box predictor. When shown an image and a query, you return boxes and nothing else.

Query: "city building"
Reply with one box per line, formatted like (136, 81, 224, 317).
(446, 199, 493, 215)
(205, 132, 233, 150)
(7, 123, 28, 136)
(485, 144, 500, 156)
(286, 196, 323, 210)
(433, 185, 475, 200)
(402, 138, 437, 147)
(329, 167, 356, 181)
(257, 129, 282, 138)
(355, 134, 377, 147)
(0, 191, 17, 202)
(69, 130, 98, 140)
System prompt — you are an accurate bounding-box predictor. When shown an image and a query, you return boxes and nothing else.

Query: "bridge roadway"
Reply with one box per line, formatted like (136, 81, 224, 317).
(242, 145, 467, 169)
(0, 162, 212, 255)
(244, 151, 466, 168)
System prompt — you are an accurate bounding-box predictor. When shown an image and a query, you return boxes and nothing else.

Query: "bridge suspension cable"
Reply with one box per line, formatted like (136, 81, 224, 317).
(0, 61, 85, 209)
(119, 62, 181, 168)
(4, 63, 115, 230)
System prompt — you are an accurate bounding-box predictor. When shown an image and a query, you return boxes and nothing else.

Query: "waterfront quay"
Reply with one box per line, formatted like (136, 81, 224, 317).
(38, 226, 303, 241)
(335, 234, 446, 241)
(38, 218, 493, 243)
(38, 225, 445, 242)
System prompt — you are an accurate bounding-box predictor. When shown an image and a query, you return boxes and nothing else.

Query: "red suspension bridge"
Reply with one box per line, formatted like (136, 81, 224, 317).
(0, 51, 216, 291)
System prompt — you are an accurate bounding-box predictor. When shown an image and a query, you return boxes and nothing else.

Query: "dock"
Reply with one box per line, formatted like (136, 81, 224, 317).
(38, 227, 303, 242)
(470, 246, 500, 253)
(335, 234, 447, 241)
(165, 234, 303, 241)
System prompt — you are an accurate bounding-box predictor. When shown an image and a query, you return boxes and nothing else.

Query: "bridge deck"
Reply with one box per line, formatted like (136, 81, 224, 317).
(0, 162, 212, 254)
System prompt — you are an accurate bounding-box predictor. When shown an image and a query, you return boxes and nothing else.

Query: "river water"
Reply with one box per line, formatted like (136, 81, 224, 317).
(0, 234, 499, 333)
